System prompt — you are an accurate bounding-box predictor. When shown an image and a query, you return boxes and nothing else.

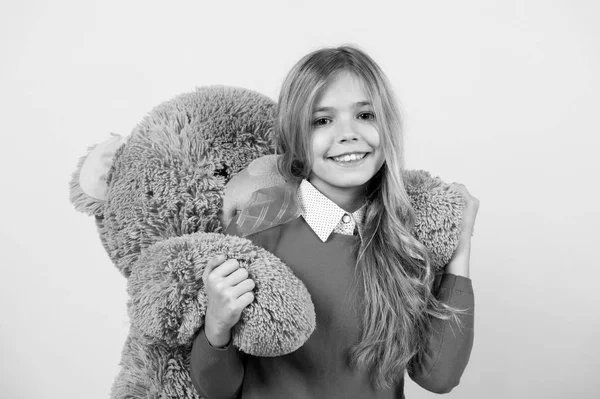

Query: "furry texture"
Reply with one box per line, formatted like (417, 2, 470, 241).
(403, 169, 464, 269)
(70, 86, 317, 399)
(128, 232, 315, 355)
(100, 86, 277, 278)
(68, 140, 108, 216)
(70, 85, 464, 399)
(109, 331, 199, 399)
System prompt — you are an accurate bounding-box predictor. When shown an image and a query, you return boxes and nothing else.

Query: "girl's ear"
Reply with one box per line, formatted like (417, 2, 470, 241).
(69, 133, 127, 216)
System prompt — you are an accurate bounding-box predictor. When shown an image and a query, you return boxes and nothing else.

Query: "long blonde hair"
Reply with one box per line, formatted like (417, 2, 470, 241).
(276, 45, 461, 388)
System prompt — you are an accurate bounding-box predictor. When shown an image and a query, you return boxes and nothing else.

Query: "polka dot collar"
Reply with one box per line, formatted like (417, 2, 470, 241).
(296, 180, 366, 242)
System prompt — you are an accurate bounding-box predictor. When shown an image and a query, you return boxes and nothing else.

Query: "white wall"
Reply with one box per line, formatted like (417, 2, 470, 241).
(2, 0, 598, 398)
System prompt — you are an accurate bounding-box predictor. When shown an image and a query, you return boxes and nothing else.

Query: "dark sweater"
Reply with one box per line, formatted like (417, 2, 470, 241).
(190, 217, 474, 399)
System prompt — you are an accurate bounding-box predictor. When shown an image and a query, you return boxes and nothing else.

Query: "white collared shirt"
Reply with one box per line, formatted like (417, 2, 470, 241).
(296, 179, 366, 242)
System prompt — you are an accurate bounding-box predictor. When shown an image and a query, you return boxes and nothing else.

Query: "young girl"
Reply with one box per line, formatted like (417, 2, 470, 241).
(191, 45, 479, 399)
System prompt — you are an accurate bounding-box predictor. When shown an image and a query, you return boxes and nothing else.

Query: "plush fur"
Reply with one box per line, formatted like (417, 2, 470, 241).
(403, 169, 464, 269)
(128, 232, 315, 354)
(69, 85, 464, 399)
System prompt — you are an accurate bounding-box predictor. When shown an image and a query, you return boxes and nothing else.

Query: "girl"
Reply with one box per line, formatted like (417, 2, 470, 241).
(191, 45, 479, 399)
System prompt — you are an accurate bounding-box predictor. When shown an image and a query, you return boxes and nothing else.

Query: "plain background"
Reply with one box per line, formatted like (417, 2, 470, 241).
(2, 0, 599, 398)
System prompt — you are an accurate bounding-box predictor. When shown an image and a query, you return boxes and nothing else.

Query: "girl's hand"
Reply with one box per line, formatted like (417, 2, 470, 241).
(445, 183, 480, 277)
(452, 183, 480, 238)
(203, 254, 256, 347)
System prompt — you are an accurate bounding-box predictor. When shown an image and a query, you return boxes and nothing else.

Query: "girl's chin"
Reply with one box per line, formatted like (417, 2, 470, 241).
(324, 174, 374, 190)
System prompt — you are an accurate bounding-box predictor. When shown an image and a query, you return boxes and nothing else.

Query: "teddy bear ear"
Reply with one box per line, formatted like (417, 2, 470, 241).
(69, 133, 127, 216)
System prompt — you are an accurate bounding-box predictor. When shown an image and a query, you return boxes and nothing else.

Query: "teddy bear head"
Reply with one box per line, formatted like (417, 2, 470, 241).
(70, 86, 277, 277)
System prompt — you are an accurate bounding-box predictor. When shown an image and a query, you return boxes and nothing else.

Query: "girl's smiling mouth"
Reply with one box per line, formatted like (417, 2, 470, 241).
(329, 152, 368, 163)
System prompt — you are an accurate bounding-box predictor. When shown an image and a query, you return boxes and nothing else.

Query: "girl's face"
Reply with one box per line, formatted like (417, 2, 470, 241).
(308, 71, 385, 203)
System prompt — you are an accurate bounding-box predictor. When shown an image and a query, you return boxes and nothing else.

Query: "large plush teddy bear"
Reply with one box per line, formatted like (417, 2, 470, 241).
(69, 86, 465, 399)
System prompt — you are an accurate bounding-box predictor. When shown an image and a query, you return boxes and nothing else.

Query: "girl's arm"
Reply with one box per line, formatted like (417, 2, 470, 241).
(443, 182, 479, 279)
(190, 327, 245, 398)
(189, 254, 248, 398)
(190, 216, 256, 398)
(408, 271, 474, 393)
(190, 215, 260, 398)
(408, 183, 478, 393)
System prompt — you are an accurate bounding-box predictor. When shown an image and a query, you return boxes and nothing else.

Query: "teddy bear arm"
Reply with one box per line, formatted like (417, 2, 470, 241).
(127, 231, 315, 356)
(404, 170, 465, 270)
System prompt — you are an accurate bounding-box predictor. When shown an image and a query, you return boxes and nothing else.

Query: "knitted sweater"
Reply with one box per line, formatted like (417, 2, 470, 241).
(190, 217, 475, 399)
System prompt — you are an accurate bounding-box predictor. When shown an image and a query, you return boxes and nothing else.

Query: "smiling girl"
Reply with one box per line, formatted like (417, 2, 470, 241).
(190, 45, 479, 399)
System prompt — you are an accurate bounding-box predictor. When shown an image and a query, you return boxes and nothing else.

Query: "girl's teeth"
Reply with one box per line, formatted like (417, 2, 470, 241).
(333, 153, 366, 162)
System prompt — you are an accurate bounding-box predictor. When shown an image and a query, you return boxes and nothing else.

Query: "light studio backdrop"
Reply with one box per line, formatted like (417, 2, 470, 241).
(1, 1, 598, 398)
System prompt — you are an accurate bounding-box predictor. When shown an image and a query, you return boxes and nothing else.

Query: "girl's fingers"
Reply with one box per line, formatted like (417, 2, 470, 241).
(450, 182, 477, 203)
(230, 278, 255, 298)
(203, 259, 240, 281)
(224, 267, 249, 286)
(237, 291, 255, 308)
(204, 254, 226, 275)
(210, 259, 240, 278)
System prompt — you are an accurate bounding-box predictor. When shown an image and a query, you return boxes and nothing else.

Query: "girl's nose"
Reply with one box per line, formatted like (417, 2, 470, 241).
(339, 134, 358, 143)
(337, 122, 359, 143)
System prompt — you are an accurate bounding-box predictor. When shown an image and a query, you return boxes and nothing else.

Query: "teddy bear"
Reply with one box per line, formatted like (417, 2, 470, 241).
(69, 85, 465, 399)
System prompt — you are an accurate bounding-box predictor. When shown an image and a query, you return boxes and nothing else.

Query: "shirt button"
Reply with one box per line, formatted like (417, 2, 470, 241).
(342, 214, 351, 223)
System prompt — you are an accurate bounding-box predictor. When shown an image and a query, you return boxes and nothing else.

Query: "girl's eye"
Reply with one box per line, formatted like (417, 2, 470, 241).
(313, 118, 331, 127)
(358, 112, 375, 121)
